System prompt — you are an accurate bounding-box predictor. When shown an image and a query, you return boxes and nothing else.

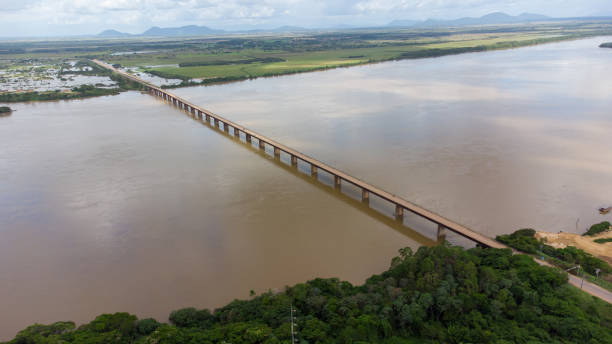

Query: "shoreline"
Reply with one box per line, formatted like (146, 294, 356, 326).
(3, 33, 610, 103)
(536, 228, 612, 266)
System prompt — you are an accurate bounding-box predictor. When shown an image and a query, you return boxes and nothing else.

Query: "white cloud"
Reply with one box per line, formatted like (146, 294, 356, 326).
(0, 0, 611, 36)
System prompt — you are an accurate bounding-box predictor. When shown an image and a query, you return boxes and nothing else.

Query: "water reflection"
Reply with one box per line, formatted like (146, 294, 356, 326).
(0, 93, 422, 340)
(172, 36, 612, 239)
(177, 106, 438, 246)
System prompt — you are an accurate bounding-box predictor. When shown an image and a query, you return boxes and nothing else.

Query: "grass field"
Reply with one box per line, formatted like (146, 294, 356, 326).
(101, 24, 612, 86)
(2, 20, 612, 94)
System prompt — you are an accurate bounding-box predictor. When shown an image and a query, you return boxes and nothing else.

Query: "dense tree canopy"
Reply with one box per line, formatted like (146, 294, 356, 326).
(4, 244, 612, 344)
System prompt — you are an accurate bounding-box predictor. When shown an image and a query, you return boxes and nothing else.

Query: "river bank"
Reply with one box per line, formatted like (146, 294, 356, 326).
(536, 228, 612, 266)
(2, 245, 611, 344)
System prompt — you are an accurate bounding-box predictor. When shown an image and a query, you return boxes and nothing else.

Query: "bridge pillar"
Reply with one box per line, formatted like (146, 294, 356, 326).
(234, 128, 240, 137)
(205, 114, 211, 123)
(334, 175, 341, 187)
(274, 147, 280, 157)
(246, 134, 252, 143)
(259, 140, 265, 149)
(311, 165, 318, 176)
(362, 189, 369, 202)
(437, 224, 447, 242)
(214, 118, 219, 127)
(291, 155, 298, 166)
(223, 123, 229, 132)
(395, 205, 404, 218)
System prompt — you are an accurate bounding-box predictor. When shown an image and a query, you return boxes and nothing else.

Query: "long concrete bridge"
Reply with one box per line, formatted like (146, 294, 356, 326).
(92, 59, 612, 303)
(93, 59, 507, 249)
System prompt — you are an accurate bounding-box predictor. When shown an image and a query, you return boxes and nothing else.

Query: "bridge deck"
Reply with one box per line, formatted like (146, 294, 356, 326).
(92, 59, 506, 249)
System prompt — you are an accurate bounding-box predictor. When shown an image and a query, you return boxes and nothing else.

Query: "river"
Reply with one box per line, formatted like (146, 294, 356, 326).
(1, 36, 611, 339)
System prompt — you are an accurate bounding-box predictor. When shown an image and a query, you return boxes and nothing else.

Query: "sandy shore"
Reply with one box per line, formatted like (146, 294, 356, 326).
(536, 227, 612, 266)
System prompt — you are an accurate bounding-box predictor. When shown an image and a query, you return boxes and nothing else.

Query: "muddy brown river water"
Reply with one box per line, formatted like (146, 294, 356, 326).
(1, 37, 612, 339)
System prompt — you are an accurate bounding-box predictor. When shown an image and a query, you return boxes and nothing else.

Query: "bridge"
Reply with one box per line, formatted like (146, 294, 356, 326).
(92, 59, 612, 303)
(92, 59, 508, 249)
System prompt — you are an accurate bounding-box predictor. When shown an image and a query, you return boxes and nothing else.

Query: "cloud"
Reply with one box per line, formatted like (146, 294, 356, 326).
(0, 0, 611, 36)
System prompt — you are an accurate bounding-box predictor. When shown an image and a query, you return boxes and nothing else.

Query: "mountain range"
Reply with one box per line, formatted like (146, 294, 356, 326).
(98, 12, 605, 38)
(389, 12, 551, 27)
(97, 24, 307, 37)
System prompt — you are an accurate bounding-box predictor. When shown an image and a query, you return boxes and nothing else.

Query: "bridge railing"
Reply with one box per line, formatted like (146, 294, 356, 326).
(92, 59, 506, 249)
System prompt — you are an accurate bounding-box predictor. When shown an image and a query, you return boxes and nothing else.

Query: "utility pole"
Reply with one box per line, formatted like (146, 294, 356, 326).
(566, 265, 585, 289)
(290, 303, 297, 343)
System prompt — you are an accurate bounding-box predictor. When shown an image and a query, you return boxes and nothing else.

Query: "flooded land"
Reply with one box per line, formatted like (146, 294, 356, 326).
(1, 36, 612, 339)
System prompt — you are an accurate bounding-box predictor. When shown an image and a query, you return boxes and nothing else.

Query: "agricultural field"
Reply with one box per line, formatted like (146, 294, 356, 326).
(1, 20, 612, 99)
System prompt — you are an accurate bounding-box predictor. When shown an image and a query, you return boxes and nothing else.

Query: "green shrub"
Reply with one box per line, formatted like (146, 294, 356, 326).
(169, 307, 214, 328)
(496, 228, 540, 253)
(584, 221, 610, 236)
(136, 318, 160, 335)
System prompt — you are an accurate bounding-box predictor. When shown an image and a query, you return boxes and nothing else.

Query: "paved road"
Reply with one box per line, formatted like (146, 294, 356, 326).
(535, 258, 612, 303)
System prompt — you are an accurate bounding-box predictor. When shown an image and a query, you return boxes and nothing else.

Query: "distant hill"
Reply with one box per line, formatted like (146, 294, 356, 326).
(389, 12, 551, 28)
(141, 25, 224, 37)
(388, 19, 420, 27)
(271, 26, 308, 32)
(97, 29, 131, 37)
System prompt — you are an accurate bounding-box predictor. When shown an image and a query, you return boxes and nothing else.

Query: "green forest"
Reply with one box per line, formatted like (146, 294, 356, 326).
(4, 244, 612, 344)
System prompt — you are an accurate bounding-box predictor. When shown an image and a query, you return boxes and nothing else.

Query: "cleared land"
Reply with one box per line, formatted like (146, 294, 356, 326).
(536, 228, 612, 266)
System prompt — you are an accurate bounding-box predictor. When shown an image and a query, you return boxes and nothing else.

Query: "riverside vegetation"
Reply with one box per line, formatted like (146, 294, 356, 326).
(497, 223, 612, 292)
(1, 20, 612, 101)
(3, 244, 612, 344)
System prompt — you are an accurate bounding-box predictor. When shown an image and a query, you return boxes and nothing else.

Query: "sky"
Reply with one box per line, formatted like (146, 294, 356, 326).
(0, 0, 611, 37)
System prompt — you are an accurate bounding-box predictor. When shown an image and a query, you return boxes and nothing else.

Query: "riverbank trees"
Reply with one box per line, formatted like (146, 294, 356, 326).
(4, 244, 612, 344)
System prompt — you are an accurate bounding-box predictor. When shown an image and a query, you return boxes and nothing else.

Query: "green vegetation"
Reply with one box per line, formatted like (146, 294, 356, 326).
(97, 22, 612, 88)
(497, 228, 612, 293)
(594, 238, 612, 244)
(2, 21, 612, 97)
(0, 85, 120, 102)
(4, 244, 612, 344)
(600, 42, 612, 48)
(584, 221, 611, 236)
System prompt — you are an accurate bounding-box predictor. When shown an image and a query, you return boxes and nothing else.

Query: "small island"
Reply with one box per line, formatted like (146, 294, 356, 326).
(0, 106, 13, 116)
(600, 42, 612, 48)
